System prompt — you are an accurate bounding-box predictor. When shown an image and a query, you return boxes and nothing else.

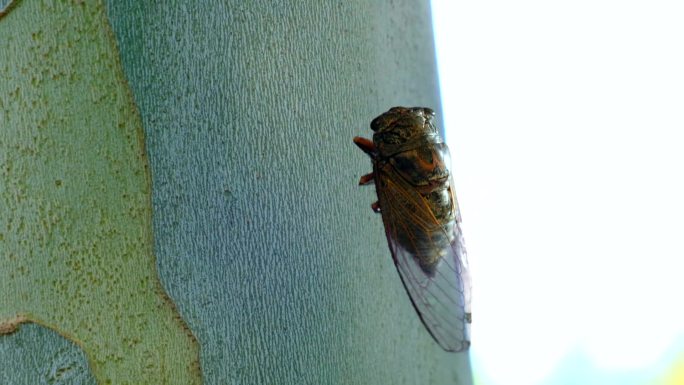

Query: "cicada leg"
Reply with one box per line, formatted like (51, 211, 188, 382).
(354, 136, 380, 213)
(358, 173, 375, 186)
(353, 136, 377, 158)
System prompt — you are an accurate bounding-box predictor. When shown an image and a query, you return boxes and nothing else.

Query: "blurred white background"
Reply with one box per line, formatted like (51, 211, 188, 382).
(431, 1, 684, 384)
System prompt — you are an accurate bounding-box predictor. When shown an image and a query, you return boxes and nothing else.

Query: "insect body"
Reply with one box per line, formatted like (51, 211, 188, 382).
(354, 107, 471, 352)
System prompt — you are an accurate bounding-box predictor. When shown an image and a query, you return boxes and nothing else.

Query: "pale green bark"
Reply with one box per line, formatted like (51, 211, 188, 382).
(0, 1, 200, 384)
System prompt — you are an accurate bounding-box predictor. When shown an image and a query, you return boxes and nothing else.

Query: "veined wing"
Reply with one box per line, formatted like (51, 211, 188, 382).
(375, 167, 471, 352)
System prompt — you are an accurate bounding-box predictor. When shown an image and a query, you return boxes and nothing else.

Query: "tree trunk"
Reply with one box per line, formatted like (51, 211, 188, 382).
(0, 1, 472, 384)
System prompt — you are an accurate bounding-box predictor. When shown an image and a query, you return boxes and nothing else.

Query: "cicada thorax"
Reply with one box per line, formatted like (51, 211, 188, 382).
(376, 143, 457, 275)
(371, 107, 458, 275)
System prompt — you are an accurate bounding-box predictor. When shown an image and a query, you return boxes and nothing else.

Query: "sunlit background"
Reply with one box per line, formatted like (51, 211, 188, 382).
(431, 1, 684, 384)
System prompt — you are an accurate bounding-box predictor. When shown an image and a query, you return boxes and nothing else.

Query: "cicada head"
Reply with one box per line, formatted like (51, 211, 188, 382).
(370, 107, 441, 157)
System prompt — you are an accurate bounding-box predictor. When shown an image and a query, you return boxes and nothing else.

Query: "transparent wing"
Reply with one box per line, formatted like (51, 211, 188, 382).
(376, 170, 471, 352)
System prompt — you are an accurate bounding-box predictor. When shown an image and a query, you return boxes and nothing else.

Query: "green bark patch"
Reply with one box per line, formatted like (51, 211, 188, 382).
(0, 1, 201, 384)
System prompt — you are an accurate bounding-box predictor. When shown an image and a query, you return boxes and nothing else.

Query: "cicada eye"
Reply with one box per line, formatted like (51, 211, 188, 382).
(370, 115, 384, 132)
(372, 107, 411, 131)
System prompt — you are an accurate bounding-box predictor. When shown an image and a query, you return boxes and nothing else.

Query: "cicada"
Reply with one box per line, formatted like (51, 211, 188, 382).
(354, 107, 471, 352)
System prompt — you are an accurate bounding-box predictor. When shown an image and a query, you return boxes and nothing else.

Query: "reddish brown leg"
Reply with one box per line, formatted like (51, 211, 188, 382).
(371, 201, 381, 213)
(358, 173, 374, 186)
(353, 136, 376, 158)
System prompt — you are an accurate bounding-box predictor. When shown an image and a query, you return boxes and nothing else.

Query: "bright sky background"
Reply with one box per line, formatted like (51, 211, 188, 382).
(431, 1, 684, 384)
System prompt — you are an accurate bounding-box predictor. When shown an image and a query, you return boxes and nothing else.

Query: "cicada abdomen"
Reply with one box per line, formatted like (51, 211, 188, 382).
(354, 107, 471, 352)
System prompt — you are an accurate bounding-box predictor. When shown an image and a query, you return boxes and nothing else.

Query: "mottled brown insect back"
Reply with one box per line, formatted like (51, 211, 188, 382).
(354, 107, 472, 352)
